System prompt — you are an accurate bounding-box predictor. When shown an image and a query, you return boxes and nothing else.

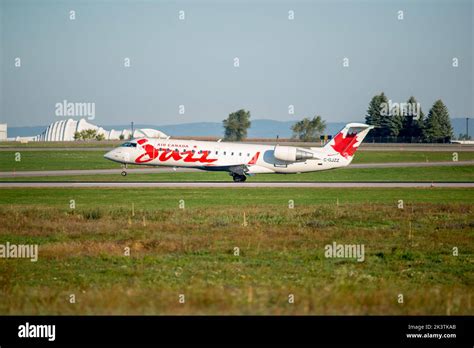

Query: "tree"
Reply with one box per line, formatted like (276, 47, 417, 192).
(119, 134, 125, 140)
(365, 92, 388, 138)
(380, 109, 403, 138)
(291, 116, 326, 142)
(73, 131, 81, 140)
(82, 129, 98, 140)
(399, 96, 425, 140)
(95, 133, 105, 141)
(73, 129, 99, 141)
(423, 100, 453, 143)
(223, 109, 251, 141)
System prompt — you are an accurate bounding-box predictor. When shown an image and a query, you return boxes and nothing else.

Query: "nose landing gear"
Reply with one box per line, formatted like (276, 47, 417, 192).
(121, 164, 128, 177)
(121, 171, 127, 176)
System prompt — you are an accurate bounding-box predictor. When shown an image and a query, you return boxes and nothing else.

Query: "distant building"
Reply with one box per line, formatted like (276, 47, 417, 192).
(0, 124, 7, 141)
(13, 119, 167, 141)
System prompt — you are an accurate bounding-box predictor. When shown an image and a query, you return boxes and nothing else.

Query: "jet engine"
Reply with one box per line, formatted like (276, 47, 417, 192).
(273, 145, 315, 162)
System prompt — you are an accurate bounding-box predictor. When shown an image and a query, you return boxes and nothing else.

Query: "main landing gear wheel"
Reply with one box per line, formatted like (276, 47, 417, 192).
(232, 174, 247, 182)
(121, 171, 127, 177)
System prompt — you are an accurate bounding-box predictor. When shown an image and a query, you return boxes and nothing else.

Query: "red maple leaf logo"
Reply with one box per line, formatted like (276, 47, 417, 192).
(331, 132, 359, 158)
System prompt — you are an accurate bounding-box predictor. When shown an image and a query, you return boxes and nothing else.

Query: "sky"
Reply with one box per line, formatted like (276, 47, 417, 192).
(0, 0, 472, 127)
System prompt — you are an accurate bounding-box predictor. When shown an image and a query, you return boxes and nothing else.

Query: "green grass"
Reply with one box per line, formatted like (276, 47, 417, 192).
(1, 187, 473, 207)
(0, 151, 122, 171)
(2, 165, 473, 182)
(353, 151, 474, 164)
(0, 187, 472, 315)
(0, 150, 472, 172)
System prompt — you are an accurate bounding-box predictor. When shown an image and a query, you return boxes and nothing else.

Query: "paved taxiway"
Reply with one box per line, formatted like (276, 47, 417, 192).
(0, 160, 472, 178)
(0, 167, 199, 177)
(0, 182, 473, 188)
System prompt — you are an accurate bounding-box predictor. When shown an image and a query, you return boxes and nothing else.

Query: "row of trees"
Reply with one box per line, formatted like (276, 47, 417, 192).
(74, 130, 130, 141)
(222, 97, 455, 143)
(73, 129, 105, 141)
(365, 93, 454, 143)
(290, 116, 326, 142)
(223, 109, 327, 142)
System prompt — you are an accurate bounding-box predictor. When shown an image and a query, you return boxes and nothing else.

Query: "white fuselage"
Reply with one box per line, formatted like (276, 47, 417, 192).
(104, 138, 351, 174)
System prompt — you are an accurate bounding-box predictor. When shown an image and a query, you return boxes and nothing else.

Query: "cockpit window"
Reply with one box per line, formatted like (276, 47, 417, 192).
(120, 142, 137, 148)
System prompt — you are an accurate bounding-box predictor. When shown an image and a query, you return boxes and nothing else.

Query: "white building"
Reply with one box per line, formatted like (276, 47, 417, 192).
(15, 119, 167, 141)
(0, 124, 6, 141)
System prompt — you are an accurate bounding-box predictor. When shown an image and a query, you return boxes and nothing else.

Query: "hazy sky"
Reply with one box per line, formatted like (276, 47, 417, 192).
(1, 0, 472, 127)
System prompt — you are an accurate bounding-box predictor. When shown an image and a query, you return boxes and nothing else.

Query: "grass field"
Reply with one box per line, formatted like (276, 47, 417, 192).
(0, 187, 472, 315)
(1, 150, 473, 172)
(2, 165, 474, 182)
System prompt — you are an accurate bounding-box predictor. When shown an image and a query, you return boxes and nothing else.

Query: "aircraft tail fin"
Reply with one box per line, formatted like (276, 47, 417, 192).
(321, 123, 374, 160)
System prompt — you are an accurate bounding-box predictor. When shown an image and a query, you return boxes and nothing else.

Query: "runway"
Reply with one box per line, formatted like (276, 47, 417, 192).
(0, 160, 472, 178)
(0, 182, 473, 188)
(0, 167, 199, 178)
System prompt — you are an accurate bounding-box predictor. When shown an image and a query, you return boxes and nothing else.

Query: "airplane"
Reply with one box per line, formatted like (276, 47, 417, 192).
(103, 123, 374, 182)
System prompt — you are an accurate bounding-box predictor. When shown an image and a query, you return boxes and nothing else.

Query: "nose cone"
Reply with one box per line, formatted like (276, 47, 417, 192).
(104, 150, 114, 161)
(104, 149, 129, 163)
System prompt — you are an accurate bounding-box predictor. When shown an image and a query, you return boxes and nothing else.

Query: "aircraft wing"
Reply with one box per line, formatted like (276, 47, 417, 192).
(197, 164, 248, 175)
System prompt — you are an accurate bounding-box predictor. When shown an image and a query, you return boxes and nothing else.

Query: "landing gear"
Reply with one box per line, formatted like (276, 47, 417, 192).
(232, 173, 247, 182)
(121, 164, 128, 177)
(121, 171, 127, 177)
